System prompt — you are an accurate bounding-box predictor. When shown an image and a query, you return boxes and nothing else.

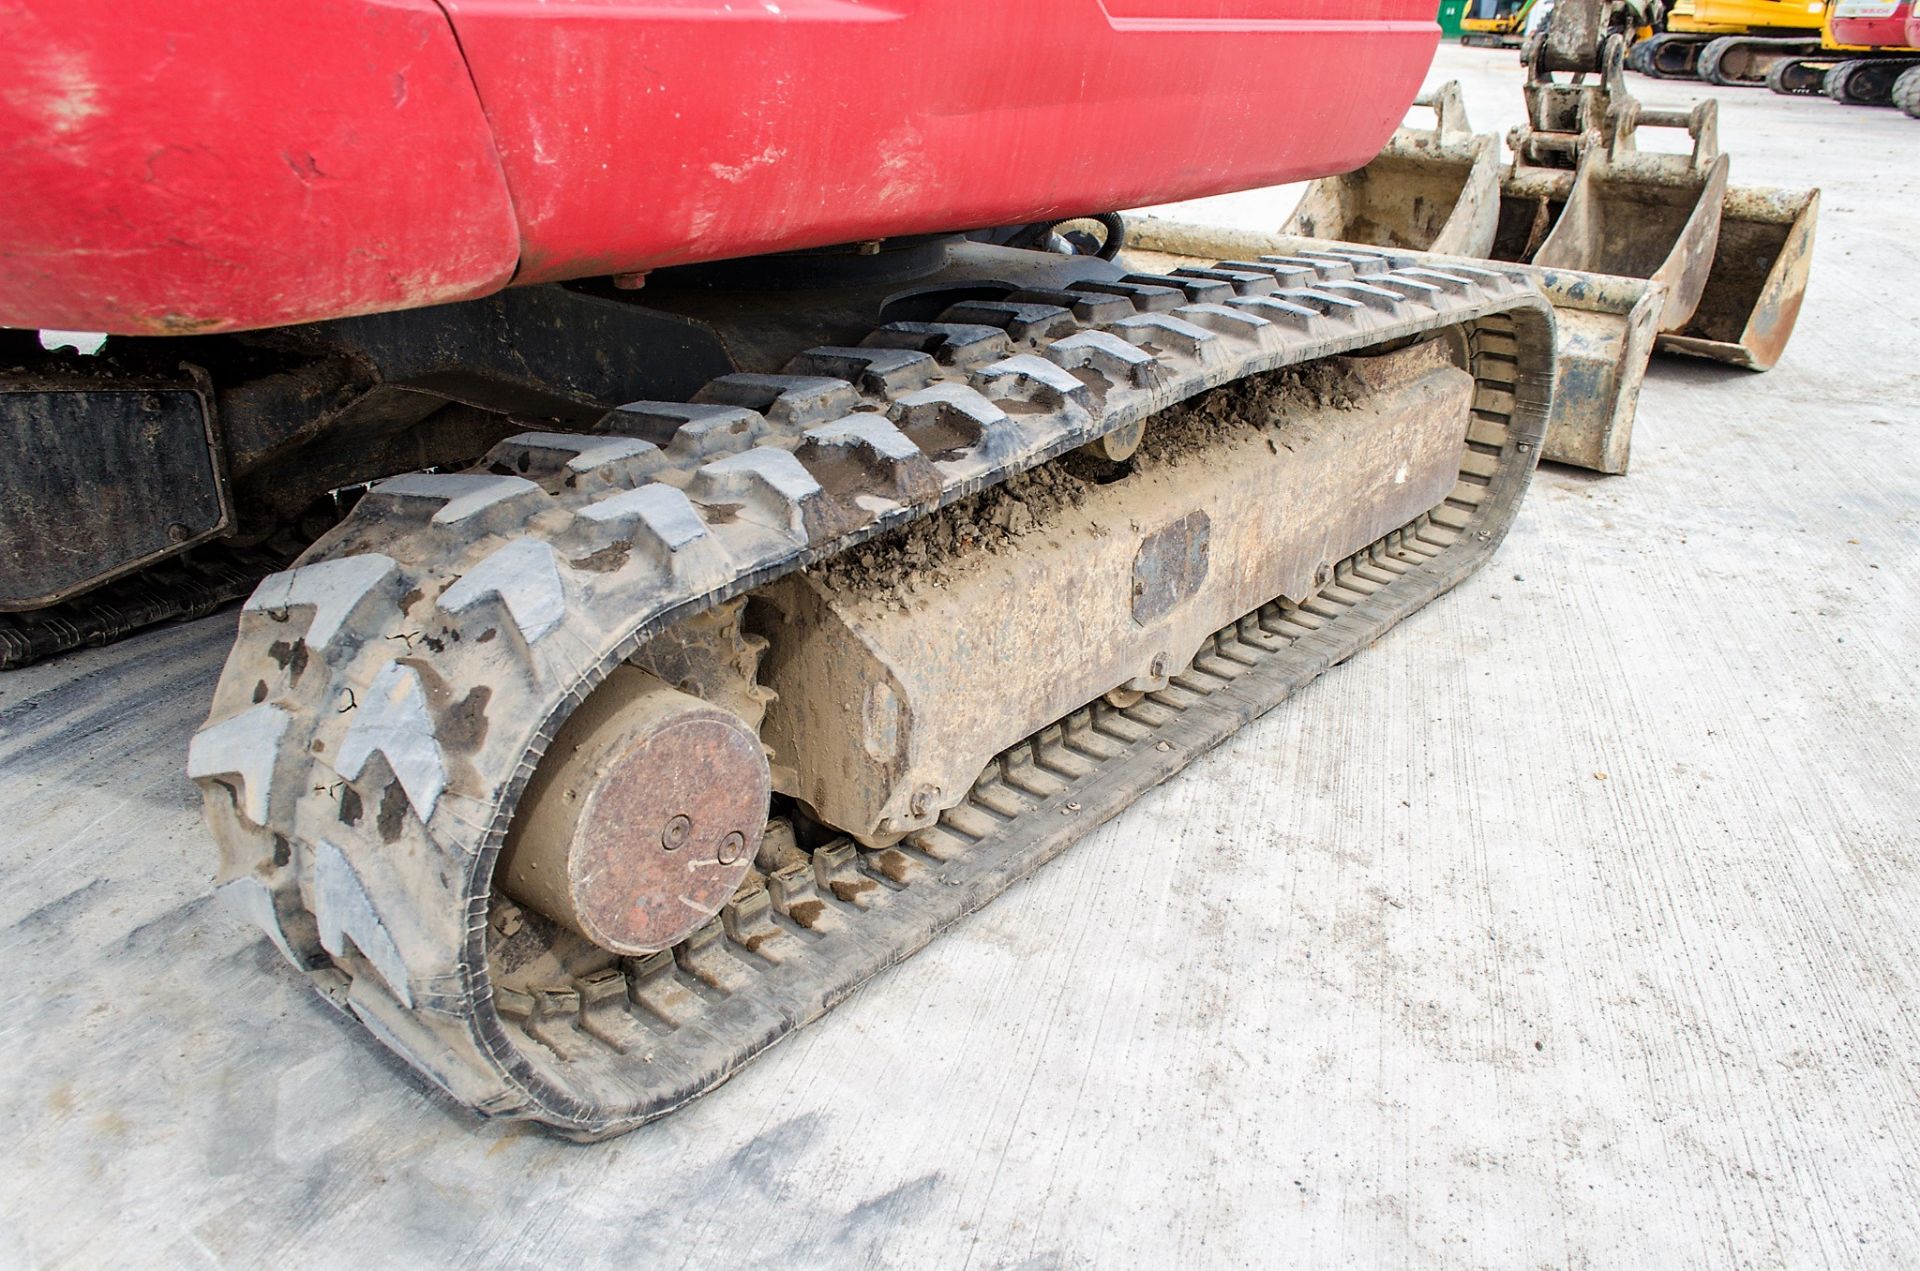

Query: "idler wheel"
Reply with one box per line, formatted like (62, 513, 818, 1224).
(499, 665, 769, 955)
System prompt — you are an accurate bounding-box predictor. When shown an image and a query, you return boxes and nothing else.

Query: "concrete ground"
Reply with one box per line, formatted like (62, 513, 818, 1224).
(3, 42, 1916, 1271)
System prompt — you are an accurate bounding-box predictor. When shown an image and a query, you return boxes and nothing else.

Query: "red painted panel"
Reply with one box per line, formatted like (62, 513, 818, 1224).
(0, 0, 520, 335)
(1829, 0, 1912, 47)
(2, 0, 1437, 334)
(441, 0, 1438, 283)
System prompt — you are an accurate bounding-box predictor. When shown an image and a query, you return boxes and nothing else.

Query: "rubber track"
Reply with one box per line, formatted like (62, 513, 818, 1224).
(191, 246, 1556, 1137)
(1895, 66, 1920, 117)
(1826, 57, 1920, 105)
(1697, 35, 1822, 87)
(0, 541, 295, 670)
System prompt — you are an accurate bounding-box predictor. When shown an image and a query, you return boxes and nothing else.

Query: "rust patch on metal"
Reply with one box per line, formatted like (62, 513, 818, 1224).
(1132, 511, 1210, 625)
(499, 666, 770, 955)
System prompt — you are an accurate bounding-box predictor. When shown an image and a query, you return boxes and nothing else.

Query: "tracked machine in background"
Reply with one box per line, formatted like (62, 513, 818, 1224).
(1629, 0, 1830, 82)
(2, 0, 1559, 1135)
(1766, 0, 1920, 105)
(1131, 0, 1819, 473)
(1903, 4, 1920, 111)
(1462, 0, 1542, 47)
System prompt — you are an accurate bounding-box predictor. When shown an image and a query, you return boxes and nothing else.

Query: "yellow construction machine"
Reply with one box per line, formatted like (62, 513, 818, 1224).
(1767, 0, 1920, 102)
(1630, 0, 1830, 82)
(1462, 0, 1542, 46)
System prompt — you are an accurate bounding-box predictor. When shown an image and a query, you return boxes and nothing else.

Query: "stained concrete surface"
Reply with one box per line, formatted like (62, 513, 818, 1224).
(2, 43, 1917, 1270)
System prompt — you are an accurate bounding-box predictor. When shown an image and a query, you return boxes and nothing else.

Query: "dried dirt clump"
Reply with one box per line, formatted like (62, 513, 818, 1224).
(810, 462, 1089, 601)
(1135, 361, 1361, 469)
(810, 361, 1361, 603)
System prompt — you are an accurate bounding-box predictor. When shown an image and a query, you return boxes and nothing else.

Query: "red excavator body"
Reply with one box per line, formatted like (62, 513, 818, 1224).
(1828, 0, 1914, 47)
(0, 0, 1440, 335)
(2, 0, 1580, 1136)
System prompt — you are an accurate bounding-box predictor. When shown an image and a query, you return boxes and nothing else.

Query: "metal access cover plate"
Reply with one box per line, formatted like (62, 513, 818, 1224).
(0, 381, 228, 609)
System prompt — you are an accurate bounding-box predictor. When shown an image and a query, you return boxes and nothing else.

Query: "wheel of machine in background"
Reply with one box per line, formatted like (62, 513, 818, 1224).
(1827, 59, 1873, 102)
(1768, 57, 1832, 93)
(1696, 34, 1825, 87)
(1645, 32, 1709, 78)
(1825, 58, 1906, 103)
(1696, 36, 1747, 84)
(1894, 64, 1920, 114)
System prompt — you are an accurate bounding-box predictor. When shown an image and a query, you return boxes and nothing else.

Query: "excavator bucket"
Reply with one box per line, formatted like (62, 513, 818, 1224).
(1499, 54, 1819, 375)
(1128, 104, 1813, 474)
(1656, 183, 1820, 369)
(1482, 99, 1723, 472)
(1280, 82, 1502, 257)
(1497, 97, 1728, 338)
(1194, 31, 1817, 473)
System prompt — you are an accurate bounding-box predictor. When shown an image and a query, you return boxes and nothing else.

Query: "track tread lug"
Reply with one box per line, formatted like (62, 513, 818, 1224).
(365, 473, 541, 525)
(438, 538, 567, 643)
(783, 346, 939, 396)
(335, 662, 448, 823)
(694, 373, 861, 427)
(860, 321, 1012, 367)
(938, 300, 1079, 342)
(187, 704, 293, 824)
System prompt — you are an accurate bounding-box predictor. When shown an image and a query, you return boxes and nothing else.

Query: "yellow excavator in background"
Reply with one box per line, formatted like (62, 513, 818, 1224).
(1629, 0, 1830, 82)
(1462, 0, 1543, 47)
(1766, 0, 1920, 103)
